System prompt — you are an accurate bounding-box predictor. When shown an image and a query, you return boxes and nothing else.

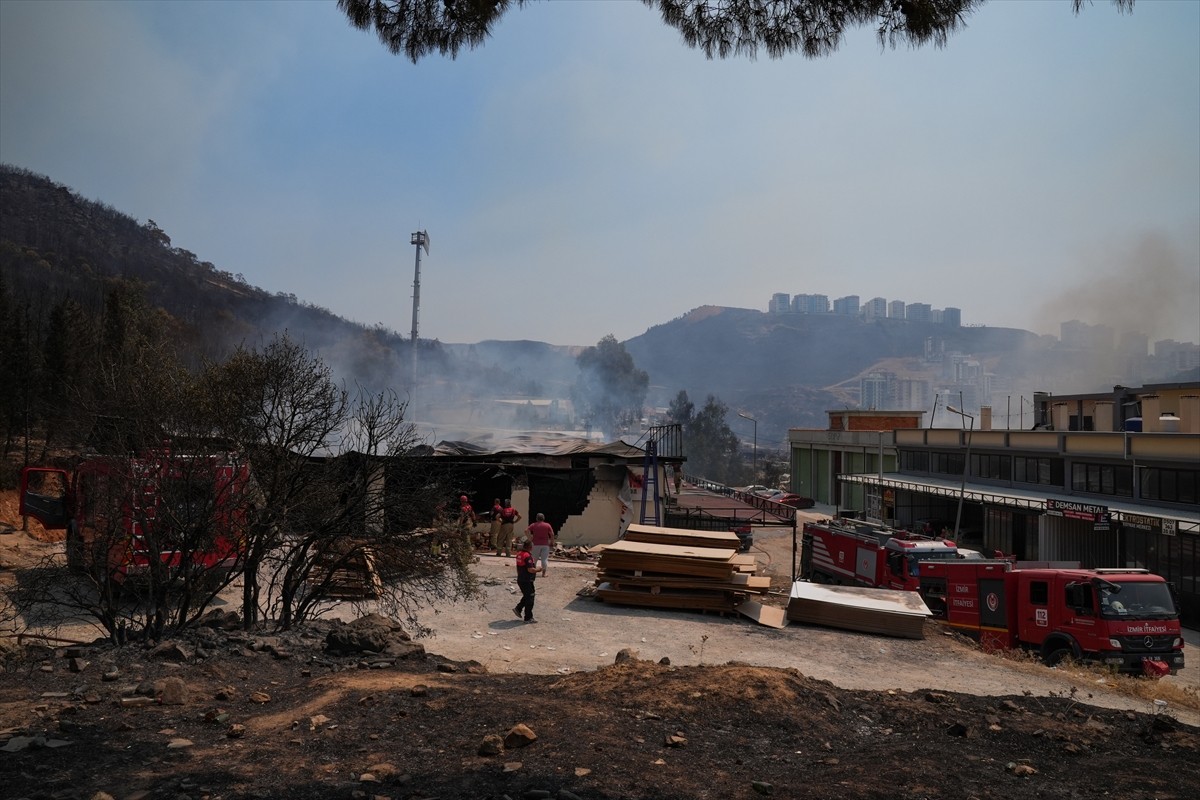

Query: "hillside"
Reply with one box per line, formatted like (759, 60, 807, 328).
(2, 164, 1175, 447)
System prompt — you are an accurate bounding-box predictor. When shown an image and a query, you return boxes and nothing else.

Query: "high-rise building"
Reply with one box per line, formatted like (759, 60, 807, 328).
(769, 293, 792, 314)
(860, 372, 891, 409)
(888, 300, 906, 319)
(942, 307, 961, 327)
(906, 303, 932, 322)
(833, 295, 860, 316)
(862, 297, 887, 319)
(792, 293, 830, 314)
(1154, 339, 1200, 372)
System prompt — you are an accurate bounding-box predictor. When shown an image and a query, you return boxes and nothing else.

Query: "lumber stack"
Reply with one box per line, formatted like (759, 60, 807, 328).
(309, 542, 381, 599)
(594, 524, 770, 613)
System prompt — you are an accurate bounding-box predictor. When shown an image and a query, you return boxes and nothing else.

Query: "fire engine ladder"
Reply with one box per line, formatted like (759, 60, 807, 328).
(638, 439, 660, 526)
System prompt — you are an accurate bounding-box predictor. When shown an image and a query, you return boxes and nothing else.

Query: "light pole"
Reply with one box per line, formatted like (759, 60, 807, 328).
(946, 404, 975, 540)
(737, 413, 757, 480)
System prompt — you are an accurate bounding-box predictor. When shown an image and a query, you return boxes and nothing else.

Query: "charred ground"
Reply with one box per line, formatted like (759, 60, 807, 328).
(1, 613, 1197, 800)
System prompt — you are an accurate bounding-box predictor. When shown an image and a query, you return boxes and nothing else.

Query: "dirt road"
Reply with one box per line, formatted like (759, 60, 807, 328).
(407, 534, 1199, 726)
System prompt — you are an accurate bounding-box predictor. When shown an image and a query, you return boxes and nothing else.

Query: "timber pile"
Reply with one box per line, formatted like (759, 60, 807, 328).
(594, 524, 770, 613)
(308, 542, 381, 599)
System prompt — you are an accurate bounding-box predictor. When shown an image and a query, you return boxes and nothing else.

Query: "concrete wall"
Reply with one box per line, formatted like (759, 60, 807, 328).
(556, 476, 626, 548)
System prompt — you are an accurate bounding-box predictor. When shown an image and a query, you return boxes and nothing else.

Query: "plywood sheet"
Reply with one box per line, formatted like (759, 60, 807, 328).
(786, 581, 930, 639)
(604, 539, 738, 561)
(623, 524, 742, 549)
(735, 599, 788, 629)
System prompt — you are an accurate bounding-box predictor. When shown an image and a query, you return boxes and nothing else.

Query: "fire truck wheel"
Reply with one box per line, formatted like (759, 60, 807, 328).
(64, 522, 84, 572)
(1043, 644, 1077, 667)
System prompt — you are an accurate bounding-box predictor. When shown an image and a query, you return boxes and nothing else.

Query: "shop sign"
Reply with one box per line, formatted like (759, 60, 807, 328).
(1045, 498, 1109, 523)
(1122, 513, 1162, 533)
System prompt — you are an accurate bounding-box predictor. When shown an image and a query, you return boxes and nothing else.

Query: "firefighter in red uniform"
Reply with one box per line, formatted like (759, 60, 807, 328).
(513, 539, 538, 623)
(457, 494, 478, 547)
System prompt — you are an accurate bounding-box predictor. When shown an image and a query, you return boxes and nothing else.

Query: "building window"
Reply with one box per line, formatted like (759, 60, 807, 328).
(1070, 462, 1133, 498)
(1013, 456, 1060, 486)
(1142, 467, 1199, 504)
(900, 450, 929, 472)
(931, 452, 964, 476)
(971, 454, 1012, 481)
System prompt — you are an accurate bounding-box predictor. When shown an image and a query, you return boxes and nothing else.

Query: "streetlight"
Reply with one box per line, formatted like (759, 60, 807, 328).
(737, 413, 757, 480)
(946, 404, 975, 540)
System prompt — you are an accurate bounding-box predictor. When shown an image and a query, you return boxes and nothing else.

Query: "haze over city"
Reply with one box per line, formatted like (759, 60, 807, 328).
(1, 0, 1197, 347)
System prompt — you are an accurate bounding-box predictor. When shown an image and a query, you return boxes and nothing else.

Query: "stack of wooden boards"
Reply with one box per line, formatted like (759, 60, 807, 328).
(308, 541, 381, 599)
(595, 524, 769, 613)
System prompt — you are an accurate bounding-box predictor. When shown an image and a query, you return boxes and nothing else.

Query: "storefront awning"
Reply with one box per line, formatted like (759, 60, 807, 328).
(838, 472, 1199, 535)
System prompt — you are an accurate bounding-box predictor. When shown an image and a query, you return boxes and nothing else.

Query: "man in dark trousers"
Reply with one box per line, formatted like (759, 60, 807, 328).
(513, 539, 538, 623)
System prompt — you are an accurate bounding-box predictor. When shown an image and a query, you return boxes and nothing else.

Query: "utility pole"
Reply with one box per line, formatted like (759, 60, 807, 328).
(737, 413, 757, 480)
(409, 230, 429, 417)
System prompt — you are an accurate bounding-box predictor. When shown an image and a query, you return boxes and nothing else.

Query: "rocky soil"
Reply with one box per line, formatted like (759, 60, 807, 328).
(2, 492, 1198, 800)
(1, 611, 1198, 800)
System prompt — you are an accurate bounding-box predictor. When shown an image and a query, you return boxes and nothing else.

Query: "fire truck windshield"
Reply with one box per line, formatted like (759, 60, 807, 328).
(1099, 582, 1178, 620)
(908, 550, 958, 576)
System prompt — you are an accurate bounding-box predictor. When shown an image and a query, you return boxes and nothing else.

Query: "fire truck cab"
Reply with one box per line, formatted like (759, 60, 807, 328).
(920, 560, 1185, 675)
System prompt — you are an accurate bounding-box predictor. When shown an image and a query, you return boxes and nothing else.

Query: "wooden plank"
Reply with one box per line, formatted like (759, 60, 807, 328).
(735, 599, 788, 628)
(599, 570, 769, 590)
(595, 582, 739, 611)
(623, 524, 741, 549)
(604, 539, 738, 561)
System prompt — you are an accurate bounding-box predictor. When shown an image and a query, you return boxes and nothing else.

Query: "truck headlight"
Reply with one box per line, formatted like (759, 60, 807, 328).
(1174, 637, 1183, 648)
(1108, 638, 1122, 649)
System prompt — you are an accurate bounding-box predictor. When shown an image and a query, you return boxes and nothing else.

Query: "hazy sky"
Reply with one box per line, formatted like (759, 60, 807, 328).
(2, 0, 1198, 348)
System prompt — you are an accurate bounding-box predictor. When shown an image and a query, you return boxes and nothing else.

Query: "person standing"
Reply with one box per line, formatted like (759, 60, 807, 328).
(525, 512, 555, 577)
(512, 540, 538, 623)
(457, 494, 479, 548)
(489, 498, 504, 555)
(497, 499, 521, 557)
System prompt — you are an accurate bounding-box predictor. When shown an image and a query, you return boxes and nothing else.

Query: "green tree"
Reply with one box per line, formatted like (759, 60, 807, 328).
(571, 334, 649, 439)
(39, 297, 94, 459)
(684, 394, 745, 485)
(666, 389, 695, 427)
(337, 0, 1132, 63)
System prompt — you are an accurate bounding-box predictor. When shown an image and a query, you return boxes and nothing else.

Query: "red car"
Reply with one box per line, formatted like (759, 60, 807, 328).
(773, 493, 815, 509)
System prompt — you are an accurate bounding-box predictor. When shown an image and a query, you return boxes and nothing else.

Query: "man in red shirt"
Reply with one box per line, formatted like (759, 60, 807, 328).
(513, 540, 538, 623)
(525, 512, 556, 577)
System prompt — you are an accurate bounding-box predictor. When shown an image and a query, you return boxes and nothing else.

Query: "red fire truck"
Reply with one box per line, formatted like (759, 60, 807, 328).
(19, 452, 251, 585)
(920, 560, 1185, 674)
(800, 517, 966, 591)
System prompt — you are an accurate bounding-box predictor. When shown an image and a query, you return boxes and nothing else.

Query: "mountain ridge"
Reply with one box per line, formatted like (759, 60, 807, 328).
(2, 163, 1173, 446)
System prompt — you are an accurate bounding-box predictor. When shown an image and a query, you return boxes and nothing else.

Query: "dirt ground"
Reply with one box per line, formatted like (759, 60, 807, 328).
(2, 495, 1199, 800)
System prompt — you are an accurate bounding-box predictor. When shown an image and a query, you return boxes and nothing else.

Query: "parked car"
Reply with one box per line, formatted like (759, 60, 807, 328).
(773, 493, 815, 509)
(739, 485, 770, 495)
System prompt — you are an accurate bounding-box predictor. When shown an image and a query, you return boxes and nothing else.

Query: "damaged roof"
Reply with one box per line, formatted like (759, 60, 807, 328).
(430, 432, 647, 459)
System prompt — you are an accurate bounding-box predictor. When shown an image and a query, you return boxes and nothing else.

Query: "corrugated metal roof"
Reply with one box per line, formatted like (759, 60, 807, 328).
(431, 432, 646, 459)
(840, 472, 1199, 533)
